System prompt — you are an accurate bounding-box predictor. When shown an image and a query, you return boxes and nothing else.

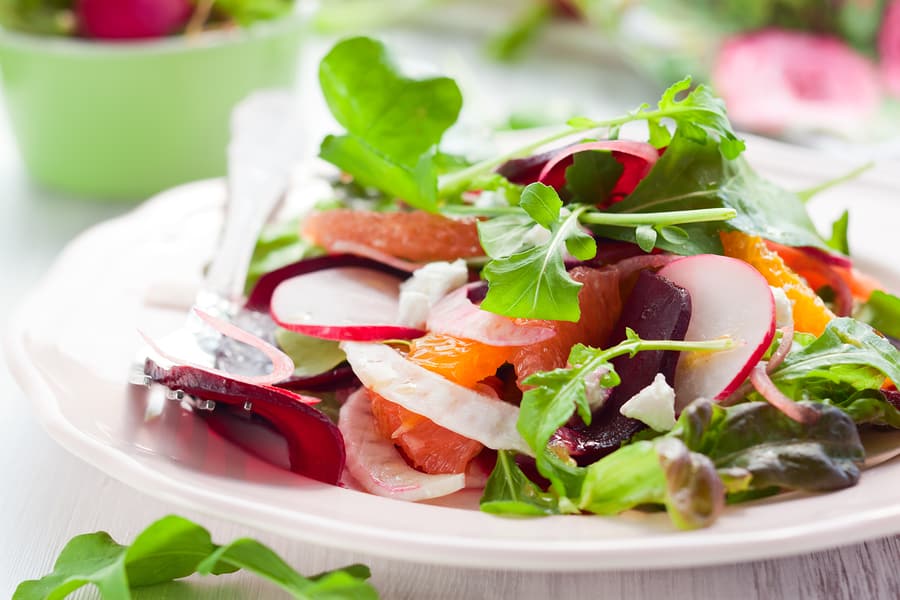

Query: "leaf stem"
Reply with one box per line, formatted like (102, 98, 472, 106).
(580, 207, 736, 227)
(436, 105, 703, 199)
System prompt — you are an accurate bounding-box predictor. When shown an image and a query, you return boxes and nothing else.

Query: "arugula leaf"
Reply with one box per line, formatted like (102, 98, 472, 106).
(479, 451, 560, 516)
(480, 183, 593, 321)
(516, 330, 734, 495)
(578, 437, 726, 530)
(486, 1, 552, 61)
(650, 78, 746, 159)
(824, 389, 900, 428)
(275, 328, 347, 378)
(674, 399, 864, 491)
(318, 37, 462, 211)
(855, 291, 900, 340)
(14, 515, 376, 600)
(773, 317, 900, 394)
(592, 129, 828, 254)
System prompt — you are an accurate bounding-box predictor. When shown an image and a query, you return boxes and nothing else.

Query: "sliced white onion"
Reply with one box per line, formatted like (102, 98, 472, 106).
(341, 341, 532, 455)
(426, 283, 554, 347)
(749, 363, 819, 424)
(338, 387, 466, 501)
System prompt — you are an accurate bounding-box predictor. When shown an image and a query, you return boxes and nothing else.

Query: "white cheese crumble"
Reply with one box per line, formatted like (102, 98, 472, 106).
(770, 286, 793, 329)
(396, 259, 468, 328)
(619, 373, 676, 432)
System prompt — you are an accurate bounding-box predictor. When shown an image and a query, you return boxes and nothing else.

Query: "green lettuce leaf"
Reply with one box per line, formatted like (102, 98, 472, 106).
(855, 291, 900, 340)
(275, 328, 347, 378)
(479, 450, 560, 516)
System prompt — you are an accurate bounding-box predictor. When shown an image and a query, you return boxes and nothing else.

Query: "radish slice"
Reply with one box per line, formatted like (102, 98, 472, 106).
(270, 267, 425, 341)
(339, 388, 466, 501)
(659, 255, 776, 408)
(426, 283, 555, 346)
(140, 308, 295, 387)
(538, 140, 659, 200)
(329, 240, 427, 273)
(245, 254, 407, 312)
(749, 364, 819, 424)
(341, 341, 532, 455)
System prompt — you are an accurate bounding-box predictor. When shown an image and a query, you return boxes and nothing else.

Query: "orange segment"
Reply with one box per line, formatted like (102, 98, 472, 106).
(407, 333, 513, 388)
(302, 209, 483, 263)
(370, 392, 483, 474)
(720, 231, 834, 335)
(510, 266, 623, 384)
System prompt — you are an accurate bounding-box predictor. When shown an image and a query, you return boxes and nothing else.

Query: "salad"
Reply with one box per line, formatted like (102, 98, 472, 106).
(144, 36, 900, 530)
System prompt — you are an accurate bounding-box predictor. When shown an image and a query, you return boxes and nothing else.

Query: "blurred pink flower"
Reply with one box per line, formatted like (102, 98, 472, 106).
(712, 29, 881, 135)
(879, 0, 900, 96)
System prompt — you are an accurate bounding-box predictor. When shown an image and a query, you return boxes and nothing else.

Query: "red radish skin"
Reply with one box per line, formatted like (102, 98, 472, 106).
(659, 255, 775, 408)
(713, 29, 881, 134)
(270, 267, 425, 342)
(880, 0, 900, 97)
(245, 254, 408, 312)
(427, 283, 555, 347)
(537, 141, 659, 201)
(77, 0, 192, 40)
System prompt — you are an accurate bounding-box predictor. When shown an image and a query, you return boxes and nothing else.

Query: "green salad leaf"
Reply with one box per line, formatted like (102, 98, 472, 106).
(480, 183, 594, 321)
(0, 0, 74, 35)
(318, 36, 462, 211)
(480, 450, 560, 516)
(826, 210, 850, 255)
(855, 290, 900, 340)
(675, 399, 865, 491)
(590, 129, 828, 254)
(275, 328, 347, 378)
(211, 0, 295, 26)
(14, 515, 376, 600)
(769, 317, 900, 428)
(245, 218, 323, 292)
(564, 150, 624, 204)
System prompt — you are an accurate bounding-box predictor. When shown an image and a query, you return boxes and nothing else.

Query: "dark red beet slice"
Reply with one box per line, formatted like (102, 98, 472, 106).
(145, 360, 345, 484)
(496, 149, 560, 185)
(275, 364, 359, 392)
(245, 254, 408, 312)
(559, 270, 691, 465)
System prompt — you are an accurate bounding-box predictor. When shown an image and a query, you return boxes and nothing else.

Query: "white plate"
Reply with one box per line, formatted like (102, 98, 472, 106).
(6, 139, 900, 571)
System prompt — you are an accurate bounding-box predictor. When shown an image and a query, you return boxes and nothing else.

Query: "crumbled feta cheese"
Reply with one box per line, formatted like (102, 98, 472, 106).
(619, 373, 676, 432)
(584, 366, 613, 412)
(397, 259, 468, 328)
(770, 286, 793, 329)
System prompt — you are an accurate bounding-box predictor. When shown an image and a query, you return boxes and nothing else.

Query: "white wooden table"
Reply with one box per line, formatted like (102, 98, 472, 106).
(2, 28, 900, 600)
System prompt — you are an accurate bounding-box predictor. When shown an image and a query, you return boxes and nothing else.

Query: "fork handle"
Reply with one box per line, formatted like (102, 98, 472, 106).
(202, 92, 305, 307)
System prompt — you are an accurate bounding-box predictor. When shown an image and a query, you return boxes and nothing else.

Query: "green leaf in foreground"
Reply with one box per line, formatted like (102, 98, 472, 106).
(480, 451, 560, 516)
(14, 515, 376, 600)
(276, 328, 347, 378)
(318, 36, 462, 210)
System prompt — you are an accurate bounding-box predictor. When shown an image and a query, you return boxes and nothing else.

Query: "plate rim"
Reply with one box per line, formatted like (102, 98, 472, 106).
(6, 151, 900, 571)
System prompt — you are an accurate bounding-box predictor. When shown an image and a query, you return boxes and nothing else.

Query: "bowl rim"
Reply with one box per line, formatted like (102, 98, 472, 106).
(0, 8, 307, 56)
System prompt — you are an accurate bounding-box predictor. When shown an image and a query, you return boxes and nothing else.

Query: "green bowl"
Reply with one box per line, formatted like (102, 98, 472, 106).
(0, 17, 304, 201)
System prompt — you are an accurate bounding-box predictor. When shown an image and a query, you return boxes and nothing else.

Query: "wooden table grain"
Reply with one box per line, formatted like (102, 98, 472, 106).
(2, 31, 899, 600)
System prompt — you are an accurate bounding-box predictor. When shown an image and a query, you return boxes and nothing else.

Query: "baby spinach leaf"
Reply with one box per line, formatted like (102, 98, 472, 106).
(824, 389, 900, 429)
(479, 451, 560, 516)
(592, 130, 828, 255)
(275, 328, 347, 378)
(318, 36, 462, 210)
(674, 399, 864, 491)
(14, 515, 376, 600)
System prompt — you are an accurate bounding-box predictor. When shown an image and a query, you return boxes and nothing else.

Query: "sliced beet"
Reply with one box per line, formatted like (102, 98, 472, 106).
(496, 148, 560, 185)
(275, 364, 359, 392)
(245, 253, 408, 312)
(145, 360, 345, 484)
(561, 270, 692, 465)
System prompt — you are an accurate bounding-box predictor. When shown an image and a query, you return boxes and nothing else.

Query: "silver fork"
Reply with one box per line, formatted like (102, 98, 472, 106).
(130, 91, 305, 412)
